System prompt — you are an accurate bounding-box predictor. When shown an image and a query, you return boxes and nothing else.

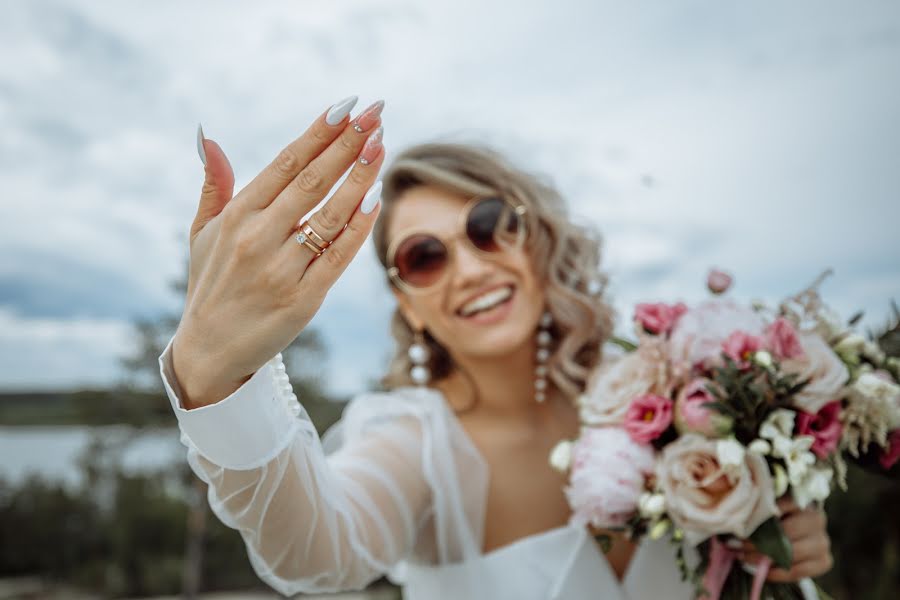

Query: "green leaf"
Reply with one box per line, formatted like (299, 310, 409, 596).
(609, 336, 638, 352)
(593, 533, 613, 554)
(749, 517, 793, 570)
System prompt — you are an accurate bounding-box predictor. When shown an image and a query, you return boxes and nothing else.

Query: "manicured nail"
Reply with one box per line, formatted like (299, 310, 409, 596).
(725, 539, 743, 550)
(359, 126, 383, 165)
(325, 95, 358, 126)
(360, 180, 382, 214)
(352, 99, 385, 133)
(196, 123, 207, 166)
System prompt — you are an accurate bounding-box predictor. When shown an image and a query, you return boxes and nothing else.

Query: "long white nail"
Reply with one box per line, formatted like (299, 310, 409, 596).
(360, 180, 382, 214)
(325, 95, 358, 126)
(196, 123, 207, 166)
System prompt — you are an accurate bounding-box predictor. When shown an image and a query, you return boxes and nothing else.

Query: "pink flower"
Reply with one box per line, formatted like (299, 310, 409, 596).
(566, 427, 656, 529)
(765, 318, 805, 360)
(722, 330, 764, 369)
(634, 302, 688, 336)
(674, 378, 734, 437)
(624, 394, 674, 443)
(707, 269, 733, 294)
(669, 299, 766, 370)
(880, 430, 900, 470)
(796, 401, 843, 458)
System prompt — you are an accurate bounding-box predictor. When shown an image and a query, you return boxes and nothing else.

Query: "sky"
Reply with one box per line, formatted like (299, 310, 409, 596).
(1, 0, 898, 398)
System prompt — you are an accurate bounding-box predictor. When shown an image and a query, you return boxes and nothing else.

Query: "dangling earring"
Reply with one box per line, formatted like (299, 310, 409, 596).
(408, 329, 431, 387)
(535, 311, 552, 402)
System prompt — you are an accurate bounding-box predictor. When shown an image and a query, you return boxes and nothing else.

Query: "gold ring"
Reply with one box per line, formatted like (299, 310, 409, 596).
(294, 220, 332, 255)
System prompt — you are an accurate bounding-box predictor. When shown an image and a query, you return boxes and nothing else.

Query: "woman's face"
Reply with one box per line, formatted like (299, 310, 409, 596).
(386, 184, 545, 360)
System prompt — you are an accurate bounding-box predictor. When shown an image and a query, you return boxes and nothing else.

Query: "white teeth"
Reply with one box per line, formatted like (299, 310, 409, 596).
(459, 286, 513, 317)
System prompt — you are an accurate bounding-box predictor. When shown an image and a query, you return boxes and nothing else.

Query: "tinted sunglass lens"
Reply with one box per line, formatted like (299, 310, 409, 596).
(395, 235, 448, 288)
(467, 197, 521, 251)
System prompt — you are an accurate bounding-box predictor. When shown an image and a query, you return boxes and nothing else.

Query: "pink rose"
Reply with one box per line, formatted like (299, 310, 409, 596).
(634, 302, 688, 335)
(669, 299, 766, 370)
(722, 330, 764, 369)
(880, 430, 900, 470)
(624, 394, 674, 443)
(566, 427, 656, 529)
(796, 400, 843, 458)
(657, 434, 779, 545)
(674, 378, 734, 437)
(707, 269, 733, 295)
(765, 317, 805, 360)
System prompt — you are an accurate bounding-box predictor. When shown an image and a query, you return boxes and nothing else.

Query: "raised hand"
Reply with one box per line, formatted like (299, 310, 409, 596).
(172, 96, 386, 409)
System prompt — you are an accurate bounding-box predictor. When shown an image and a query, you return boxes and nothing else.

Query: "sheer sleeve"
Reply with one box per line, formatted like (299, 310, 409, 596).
(158, 336, 487, 595)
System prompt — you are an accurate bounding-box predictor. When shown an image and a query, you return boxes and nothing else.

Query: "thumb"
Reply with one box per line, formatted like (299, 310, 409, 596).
(191, 124, 235, 239)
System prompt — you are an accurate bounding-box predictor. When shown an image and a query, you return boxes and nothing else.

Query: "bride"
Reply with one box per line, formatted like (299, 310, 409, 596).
(159, 95, 833, 599)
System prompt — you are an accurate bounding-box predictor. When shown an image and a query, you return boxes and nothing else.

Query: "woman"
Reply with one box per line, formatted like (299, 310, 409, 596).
(160, 95, 832, 599)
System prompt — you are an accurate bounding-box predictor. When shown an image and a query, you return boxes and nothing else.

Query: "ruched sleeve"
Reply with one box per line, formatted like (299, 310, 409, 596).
(158, 336, 488, 596)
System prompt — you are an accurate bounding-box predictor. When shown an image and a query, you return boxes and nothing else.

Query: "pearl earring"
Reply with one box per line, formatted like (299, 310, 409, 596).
(535, 311, 552, 402)
(408, 330, 431, 386)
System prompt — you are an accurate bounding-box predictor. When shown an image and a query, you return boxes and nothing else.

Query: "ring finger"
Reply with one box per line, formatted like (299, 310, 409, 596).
(279, 130, 385, 276)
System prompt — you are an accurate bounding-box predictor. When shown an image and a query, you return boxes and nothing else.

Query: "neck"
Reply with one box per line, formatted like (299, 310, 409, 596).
(439, 336, 543, 419)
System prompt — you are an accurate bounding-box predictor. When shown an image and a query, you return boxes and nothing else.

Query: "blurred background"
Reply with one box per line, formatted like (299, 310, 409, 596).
(1, 0, 898, 598)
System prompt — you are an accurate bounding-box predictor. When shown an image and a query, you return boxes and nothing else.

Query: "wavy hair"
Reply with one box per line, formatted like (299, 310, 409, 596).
(372, 142, 616, 404)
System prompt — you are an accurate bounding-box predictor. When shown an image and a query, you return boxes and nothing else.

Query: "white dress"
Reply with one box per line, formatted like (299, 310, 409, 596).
(158, 337, 805, 600)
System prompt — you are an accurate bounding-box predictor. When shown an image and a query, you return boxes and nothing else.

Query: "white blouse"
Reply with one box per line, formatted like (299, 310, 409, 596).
(158, 337, 817, 600)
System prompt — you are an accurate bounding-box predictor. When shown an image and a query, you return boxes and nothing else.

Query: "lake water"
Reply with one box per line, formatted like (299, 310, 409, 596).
(0, 425, 184, 488)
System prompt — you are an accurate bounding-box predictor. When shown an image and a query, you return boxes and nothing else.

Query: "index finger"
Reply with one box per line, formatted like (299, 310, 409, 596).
(234, 95, 359, 212)
(777, 496, 800, 516)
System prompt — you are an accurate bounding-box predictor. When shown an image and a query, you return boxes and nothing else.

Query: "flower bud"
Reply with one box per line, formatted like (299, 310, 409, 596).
(549, 440, 573, 472)
(707, 269, 733, 295)
(753, 350, 773, 369)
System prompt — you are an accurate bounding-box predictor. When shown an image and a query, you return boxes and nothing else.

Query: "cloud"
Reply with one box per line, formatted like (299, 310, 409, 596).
(1, 0, 899, 395)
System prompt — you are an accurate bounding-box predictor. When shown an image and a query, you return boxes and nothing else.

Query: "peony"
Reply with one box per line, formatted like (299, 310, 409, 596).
(579, 338, 670, 426)
(634, 302, 688, 336)
(656, 434, 779, 545)
(722, 331, 764, 369)
(782, 332, 850, 414)
(765, 317, 805, 360)
(796, 401, 843, 459)
(566, 427, 656, 529)
(674, 378, 733, 438)
(707, 269, 733, 294)
(669, 299, 766, 370)
(623, 394, 673, 443)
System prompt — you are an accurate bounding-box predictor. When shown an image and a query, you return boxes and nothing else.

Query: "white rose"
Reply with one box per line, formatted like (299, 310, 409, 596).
(852, 373, 900, 429)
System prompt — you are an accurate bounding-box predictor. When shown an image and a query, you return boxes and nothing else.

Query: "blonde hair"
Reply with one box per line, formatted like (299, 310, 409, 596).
(372, 142, 616, 404)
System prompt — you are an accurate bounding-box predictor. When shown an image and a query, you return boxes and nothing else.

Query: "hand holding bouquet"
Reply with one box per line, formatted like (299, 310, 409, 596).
(551, 270, 900, 599)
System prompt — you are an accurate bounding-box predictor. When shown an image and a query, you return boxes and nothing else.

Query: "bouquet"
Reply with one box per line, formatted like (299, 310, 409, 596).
(549, 269, 900, 600)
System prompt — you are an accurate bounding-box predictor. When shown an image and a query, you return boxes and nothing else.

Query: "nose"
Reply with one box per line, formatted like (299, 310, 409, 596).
(449, 237, 494, 287)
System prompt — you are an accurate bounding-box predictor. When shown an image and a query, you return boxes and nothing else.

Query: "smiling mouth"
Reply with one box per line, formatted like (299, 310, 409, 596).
(456, 285, 515, 318)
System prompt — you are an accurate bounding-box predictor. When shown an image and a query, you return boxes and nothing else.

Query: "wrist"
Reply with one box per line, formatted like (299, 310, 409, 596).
(172, 335, 250, 410)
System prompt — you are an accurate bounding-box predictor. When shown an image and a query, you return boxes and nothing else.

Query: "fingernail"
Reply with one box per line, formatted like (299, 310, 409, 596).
(352, 99, 385, 133)
(360, 180, 382, 215)
(725, 539, 743, 550)
(359, 126, 383, 165)
(325, 95, 358, 126)
(196, 123, 207, 166)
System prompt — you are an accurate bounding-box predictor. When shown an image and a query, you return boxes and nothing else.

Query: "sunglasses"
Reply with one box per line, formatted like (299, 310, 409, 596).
(386, 196, 529, 293)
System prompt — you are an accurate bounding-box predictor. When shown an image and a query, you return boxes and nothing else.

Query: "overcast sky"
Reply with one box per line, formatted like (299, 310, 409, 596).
(1, 0, 898, 397)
